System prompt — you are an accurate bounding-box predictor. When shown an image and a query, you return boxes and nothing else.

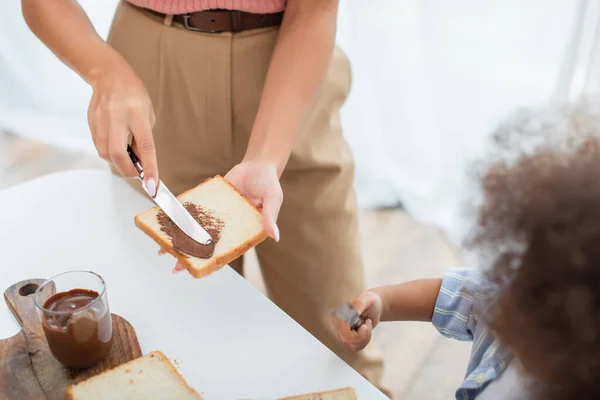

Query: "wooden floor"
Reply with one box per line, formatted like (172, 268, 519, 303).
(0, 131, 471, 399)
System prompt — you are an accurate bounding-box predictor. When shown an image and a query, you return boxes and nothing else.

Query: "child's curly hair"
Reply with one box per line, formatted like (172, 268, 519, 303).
(466, 99, 600, 399)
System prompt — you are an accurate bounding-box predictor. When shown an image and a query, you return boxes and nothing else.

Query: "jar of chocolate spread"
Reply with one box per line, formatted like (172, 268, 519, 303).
(34, 271, 113, 369)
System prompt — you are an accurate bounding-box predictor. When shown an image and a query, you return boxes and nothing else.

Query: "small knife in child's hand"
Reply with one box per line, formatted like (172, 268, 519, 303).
(332, 303, 365, 331)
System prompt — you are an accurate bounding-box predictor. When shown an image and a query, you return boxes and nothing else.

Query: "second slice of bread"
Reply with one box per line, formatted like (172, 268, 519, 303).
(66, 351, 201, 400)
(279, 387, 358, 400)
(135, 176, 267, 278)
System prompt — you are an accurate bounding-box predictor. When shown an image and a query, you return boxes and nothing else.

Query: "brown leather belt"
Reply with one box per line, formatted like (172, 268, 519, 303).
(168, 10, 284, 33)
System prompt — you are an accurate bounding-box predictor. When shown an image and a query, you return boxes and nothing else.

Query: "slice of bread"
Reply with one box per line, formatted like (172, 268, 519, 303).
(66, 351, 201, 400)
(279, 387, 358, 400)
(135, 176, 267, 278)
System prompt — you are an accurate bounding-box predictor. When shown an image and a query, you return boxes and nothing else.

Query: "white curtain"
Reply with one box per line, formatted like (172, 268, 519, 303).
(0, 0, 118, 152)
(1, 0, 595, 244)
(337, 0, 588, 244)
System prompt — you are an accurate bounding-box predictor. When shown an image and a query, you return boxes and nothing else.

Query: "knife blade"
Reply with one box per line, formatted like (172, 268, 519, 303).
(127, 145, 212, 246)
(332, 303, 365, 331)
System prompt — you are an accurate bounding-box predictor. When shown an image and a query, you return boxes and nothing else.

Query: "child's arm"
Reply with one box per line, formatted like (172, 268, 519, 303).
(332, 268, 482, 351)
(371, 278, 442, 322)
(332, 278, 442, 352)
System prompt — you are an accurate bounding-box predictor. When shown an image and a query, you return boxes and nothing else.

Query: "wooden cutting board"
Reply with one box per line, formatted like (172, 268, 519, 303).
(0, 279, 142, 400)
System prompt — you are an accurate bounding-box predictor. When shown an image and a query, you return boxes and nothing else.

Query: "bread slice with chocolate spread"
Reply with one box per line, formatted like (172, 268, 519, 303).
(134, 175, 268, 278)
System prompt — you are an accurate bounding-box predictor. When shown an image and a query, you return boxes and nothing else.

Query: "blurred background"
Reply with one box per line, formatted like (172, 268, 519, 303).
(1, 0, 599, 398)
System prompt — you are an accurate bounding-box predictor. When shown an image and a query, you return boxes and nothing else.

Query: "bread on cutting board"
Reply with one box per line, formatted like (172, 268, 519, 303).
(135, 175, 267, 278)
(279, 387, 357, 400)
(66, 351, 201, 400)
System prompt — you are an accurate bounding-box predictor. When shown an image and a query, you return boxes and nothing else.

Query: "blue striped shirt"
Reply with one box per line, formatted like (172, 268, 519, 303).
(432, 267, 513, 400)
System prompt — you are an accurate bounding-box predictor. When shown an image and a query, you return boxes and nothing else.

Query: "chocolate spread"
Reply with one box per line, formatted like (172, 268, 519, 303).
(157, 203, 224, 258)
(42, 289, 113, 368)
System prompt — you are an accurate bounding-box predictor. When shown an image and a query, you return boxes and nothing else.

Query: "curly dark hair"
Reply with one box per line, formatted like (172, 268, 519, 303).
(465, 100, 600, 399)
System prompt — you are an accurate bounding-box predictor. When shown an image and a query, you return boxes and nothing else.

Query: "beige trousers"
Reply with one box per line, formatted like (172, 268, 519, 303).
(107, 2, 387, 394)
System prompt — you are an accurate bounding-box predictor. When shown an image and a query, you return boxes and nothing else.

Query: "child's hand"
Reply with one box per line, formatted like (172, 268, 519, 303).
(332, 291, 383, 351)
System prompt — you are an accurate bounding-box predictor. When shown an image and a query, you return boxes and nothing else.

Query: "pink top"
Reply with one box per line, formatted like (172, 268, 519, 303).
(126, 0, 286, 14)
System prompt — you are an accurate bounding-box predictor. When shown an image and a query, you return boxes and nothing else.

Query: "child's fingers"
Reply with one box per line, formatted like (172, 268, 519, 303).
(158, 248, 167, 256)
(357, 319, 373, 337)
(332, 317, 354, 341)
(332, 317, 362, 344)
(350, 292, 380, 320)
(332, 315, 372, 352)
(349, 322, 372, 351)
(349, 296, 369, 315)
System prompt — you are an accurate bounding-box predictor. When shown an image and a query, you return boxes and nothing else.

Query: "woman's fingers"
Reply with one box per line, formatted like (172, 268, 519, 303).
(261, 186, 283, 242)
(156, 248, 187, 274)
(156, 248, 186, 273)
(88, 95, 157, 186)
(172, 262, 186, 274)
(90, 105, 145, 179)
(93, 109, 110, 162)
(130, 114, 158, 196)
(108, 121, 138, 178)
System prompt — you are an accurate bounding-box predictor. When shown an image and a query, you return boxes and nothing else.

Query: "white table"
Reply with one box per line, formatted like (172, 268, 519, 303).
(0, 171, 386, 400)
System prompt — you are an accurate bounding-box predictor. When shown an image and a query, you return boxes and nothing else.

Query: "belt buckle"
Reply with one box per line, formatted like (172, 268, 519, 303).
(182, 14, 220, 33)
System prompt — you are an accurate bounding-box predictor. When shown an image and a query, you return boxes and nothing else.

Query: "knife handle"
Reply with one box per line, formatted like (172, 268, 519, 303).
(127, 145, 144, 177)
(351, 315, 365, 331)
(332, 303, 365, 332)
(127, 144, 140, 164)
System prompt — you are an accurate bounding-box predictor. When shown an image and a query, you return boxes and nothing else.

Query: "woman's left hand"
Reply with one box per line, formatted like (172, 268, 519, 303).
(164, 160, 283, 273)
(223, 160, 283, 242)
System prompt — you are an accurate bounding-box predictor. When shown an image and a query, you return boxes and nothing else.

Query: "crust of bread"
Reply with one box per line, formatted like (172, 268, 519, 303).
(279, 387, 357, 400)
(147, 350, 201, 398)
(133, 175, 268, 278)
(66, 384, 74, 399)
(65, 350, 201, 399)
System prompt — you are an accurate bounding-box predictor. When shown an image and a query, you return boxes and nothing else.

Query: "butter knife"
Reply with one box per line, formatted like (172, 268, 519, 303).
(127, 145, 212, 245)
(332, 303, 365, 331)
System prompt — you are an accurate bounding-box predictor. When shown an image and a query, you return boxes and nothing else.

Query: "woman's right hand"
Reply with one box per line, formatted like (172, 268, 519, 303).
(87, 58, 159, 196)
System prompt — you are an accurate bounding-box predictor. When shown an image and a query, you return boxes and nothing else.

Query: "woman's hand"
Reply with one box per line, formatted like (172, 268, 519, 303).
(87, 60, 159, 196)
(332, 291, 383, 352)
(165, 160, 283, 274)
(223, 161, 283, 241)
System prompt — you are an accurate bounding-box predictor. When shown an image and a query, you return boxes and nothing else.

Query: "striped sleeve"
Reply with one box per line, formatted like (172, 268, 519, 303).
(432, 267, 482, 342)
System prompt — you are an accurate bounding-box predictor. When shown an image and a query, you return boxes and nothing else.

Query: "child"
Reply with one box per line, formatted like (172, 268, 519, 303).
(332, 104, 600, 399)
